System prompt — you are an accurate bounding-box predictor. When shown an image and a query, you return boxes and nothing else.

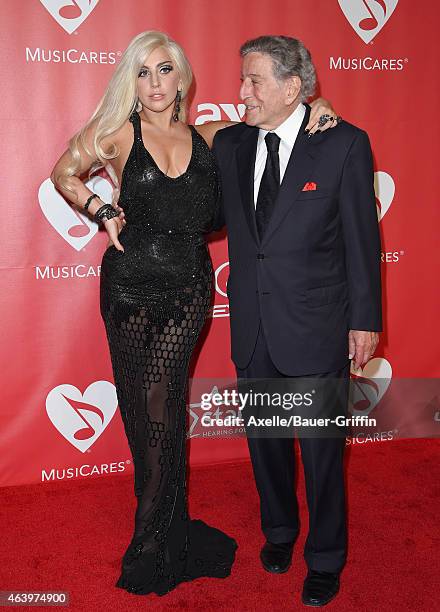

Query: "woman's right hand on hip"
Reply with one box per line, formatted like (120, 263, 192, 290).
(104, 217, 125, 252)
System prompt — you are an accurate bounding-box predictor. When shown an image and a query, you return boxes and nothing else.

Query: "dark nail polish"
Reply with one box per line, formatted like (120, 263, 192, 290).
(304, 128, 310, 134)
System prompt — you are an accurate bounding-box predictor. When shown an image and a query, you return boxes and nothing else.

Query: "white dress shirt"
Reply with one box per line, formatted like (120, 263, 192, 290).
(253, 103, 306, 207)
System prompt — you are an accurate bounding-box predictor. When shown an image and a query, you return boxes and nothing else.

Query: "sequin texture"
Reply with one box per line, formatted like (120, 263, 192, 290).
(100, 111, 236, 596)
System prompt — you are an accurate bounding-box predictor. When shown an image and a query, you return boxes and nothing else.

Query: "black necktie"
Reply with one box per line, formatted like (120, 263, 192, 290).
(255, 132, 281, 240)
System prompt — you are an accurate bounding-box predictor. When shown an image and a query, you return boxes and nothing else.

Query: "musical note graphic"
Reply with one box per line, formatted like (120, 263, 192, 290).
(350, 375, 380, 412)
(359, 0, 387, 31)
(63, 395, 105, 440)
(67, 207, 92, 238)
(59, 0, 83, 20)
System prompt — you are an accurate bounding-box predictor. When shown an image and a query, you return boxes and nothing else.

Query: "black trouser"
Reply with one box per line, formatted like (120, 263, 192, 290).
(236, 322, 349, 573)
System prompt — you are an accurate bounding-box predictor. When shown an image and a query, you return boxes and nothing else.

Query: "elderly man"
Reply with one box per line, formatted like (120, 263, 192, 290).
(212, 36, 382, 606)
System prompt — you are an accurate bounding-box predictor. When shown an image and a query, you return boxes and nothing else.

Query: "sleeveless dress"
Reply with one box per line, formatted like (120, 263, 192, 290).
(99, 111, 237, 595)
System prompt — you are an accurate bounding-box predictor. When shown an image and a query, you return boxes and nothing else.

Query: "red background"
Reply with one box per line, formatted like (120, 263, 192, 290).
(1, 0, 438, 487)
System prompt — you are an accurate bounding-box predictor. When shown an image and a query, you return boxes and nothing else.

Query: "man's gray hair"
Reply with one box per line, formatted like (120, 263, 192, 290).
(240, 35, 316, 101)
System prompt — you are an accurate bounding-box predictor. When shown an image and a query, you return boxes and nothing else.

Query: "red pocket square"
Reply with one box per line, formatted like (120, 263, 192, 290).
(302, 182, 317, 191)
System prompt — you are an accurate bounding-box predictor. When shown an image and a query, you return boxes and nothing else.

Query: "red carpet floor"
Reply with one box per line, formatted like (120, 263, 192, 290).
(1, 438, 439, 611)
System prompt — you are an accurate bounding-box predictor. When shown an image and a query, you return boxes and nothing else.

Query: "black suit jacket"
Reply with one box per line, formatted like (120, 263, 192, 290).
(212, 104, 382, 375)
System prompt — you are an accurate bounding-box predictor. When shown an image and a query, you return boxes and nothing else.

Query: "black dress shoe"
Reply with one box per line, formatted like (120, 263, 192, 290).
(260, 540, 294, 573)
(302, 569, 340, 607)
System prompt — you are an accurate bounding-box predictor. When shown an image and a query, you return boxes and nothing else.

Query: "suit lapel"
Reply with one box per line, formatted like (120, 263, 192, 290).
(236, 127, 260, 245)
(261, 105, 318, 247)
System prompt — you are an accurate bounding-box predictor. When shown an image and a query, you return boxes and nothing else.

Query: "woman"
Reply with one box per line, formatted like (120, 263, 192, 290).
(51, 30, 338, 596)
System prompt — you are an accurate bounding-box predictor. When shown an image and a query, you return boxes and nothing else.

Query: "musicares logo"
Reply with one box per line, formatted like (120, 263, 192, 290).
(39, 176, 112, 251)
(338, 0, 398, 44)
(39, 0, 100, 34)
(349, 357, 392, 416)
(46, 381, 118, 452)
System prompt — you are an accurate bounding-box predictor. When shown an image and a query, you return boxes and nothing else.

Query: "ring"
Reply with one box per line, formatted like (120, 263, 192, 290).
(335, 115, 342, 124)
(318, 114, 333, 128)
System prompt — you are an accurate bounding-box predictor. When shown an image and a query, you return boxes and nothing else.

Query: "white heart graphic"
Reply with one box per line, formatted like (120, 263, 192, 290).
(349, 357, 392, 416)
(39, 176, 113, 251)
(46, 381, 118, 452)
(338, 0, 399, 44)
(374, 171, 395, 221)
(39, 0, 100, 34)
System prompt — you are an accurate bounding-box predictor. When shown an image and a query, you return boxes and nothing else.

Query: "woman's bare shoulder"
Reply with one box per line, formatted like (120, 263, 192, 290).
(101, 118, 132, 151)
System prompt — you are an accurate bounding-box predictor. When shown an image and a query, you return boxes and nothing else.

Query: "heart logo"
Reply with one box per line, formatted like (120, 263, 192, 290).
(374, 171, 395, 221)
(39, 0, 100, 35)
(39, 176, 113, 251)
(338, 0, 399, 44)
(349, 357, 392, 416)
(46, 381, 118, 452)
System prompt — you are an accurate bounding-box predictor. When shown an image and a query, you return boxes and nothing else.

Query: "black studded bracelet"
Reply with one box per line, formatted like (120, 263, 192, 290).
(93, 203, 119, 224)
(84, 192, 99, 211)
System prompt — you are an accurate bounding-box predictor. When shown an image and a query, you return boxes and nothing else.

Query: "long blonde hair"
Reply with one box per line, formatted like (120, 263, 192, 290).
(59, 30, 193, 193)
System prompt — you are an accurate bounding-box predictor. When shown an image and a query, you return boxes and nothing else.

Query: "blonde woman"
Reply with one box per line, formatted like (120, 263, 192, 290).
(51, 30, 337, 596)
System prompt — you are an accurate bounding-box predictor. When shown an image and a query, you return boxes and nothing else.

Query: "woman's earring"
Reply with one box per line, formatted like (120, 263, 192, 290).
(172, 89, 182, 122)
(135, 98, 142, 112)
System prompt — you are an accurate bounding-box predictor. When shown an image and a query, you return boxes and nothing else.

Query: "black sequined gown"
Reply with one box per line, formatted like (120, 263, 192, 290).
(99, 111, 236, 595)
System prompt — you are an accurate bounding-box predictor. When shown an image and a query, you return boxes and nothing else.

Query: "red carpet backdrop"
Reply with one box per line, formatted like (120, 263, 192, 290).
(0, 0, 438, 487)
